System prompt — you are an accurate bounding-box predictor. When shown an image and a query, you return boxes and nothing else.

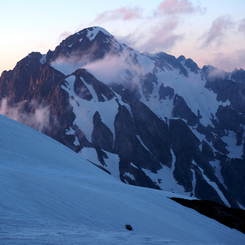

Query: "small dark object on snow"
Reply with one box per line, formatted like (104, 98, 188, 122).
(125, 224, 133, 231)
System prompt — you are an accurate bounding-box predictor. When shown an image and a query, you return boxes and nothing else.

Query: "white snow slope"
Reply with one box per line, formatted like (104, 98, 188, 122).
(0, 114, 244, 245)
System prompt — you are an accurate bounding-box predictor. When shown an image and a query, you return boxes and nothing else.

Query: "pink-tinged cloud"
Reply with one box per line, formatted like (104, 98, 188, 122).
(200, 15, 234, 48)
(124, 18, 183, 53)
(238, 18, 245, 34)
(94, 6, 142, 23)
(156, 0, 205, 15)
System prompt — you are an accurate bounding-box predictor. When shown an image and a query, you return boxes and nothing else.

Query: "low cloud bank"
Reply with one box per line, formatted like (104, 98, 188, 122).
(82, 50, 141, 84)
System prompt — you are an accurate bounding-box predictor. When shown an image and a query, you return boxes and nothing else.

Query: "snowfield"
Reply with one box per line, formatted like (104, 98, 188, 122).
(0, 115, 244, 244)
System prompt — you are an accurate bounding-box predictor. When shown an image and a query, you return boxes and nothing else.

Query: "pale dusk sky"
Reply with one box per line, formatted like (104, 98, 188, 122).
(1, 0, 245, 74)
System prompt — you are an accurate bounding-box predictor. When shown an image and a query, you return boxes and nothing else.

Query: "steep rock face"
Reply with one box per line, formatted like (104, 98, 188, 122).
(172, 94, 199, 126)
(0, 60, 75, 148)
(205, 72, 245, 114)
(215, 106, 245, 147)
(221, 159, 245, 207)
(73, 76, 93, 101)
(112, 83, 172, 168)
(118, 157, 161, 189)
(169, 119, 200, 192)
(29, 65, 75, 147)
(231, 68, 245, 84)
(196, 123, 229, 155)
(73, 69, 115, 101)
(169, 119, 239, 207)
(139, 73, 158, 100)
(92, 111, 114, 153)
(129, 99, 172, 168)
(194, 171, 222, 204)
(0, 52, 42, 102)
(216, 106, 244, 133)
(159, 83, 174, 100)
(201, 140, 215, 162)
(114, 103, 160, 173)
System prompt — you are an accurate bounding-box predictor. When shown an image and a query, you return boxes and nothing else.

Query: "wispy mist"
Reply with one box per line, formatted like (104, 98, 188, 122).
(200, 15, 234, 48)
(51, 42, 103, 75)
(0, 98, 51, 132)
(94, 5, 143, 23)
(207, 67, 227, 80)
(156, 0, 206, 16)
(82, 51, 141, 84)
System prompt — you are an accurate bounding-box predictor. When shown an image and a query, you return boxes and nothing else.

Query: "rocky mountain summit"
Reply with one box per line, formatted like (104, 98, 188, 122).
(1, 26, 245, 209)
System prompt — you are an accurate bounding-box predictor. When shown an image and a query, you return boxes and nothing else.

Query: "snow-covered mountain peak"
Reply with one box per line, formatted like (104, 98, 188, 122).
(84, 26, 113, 41)
(63, 26, 114, 46)
(2, 26, 245, 212)
(49, 26, 127, 75)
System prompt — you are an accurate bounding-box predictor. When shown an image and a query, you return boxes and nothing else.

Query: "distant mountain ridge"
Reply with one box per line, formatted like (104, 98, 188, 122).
(1, 26, 245, 209)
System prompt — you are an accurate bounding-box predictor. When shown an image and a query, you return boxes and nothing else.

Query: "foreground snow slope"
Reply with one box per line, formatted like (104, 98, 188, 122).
(0, 115, 244, 244)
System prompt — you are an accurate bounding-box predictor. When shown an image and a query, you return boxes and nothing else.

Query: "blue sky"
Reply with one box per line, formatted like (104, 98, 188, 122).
(1, 0, 245, 74)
